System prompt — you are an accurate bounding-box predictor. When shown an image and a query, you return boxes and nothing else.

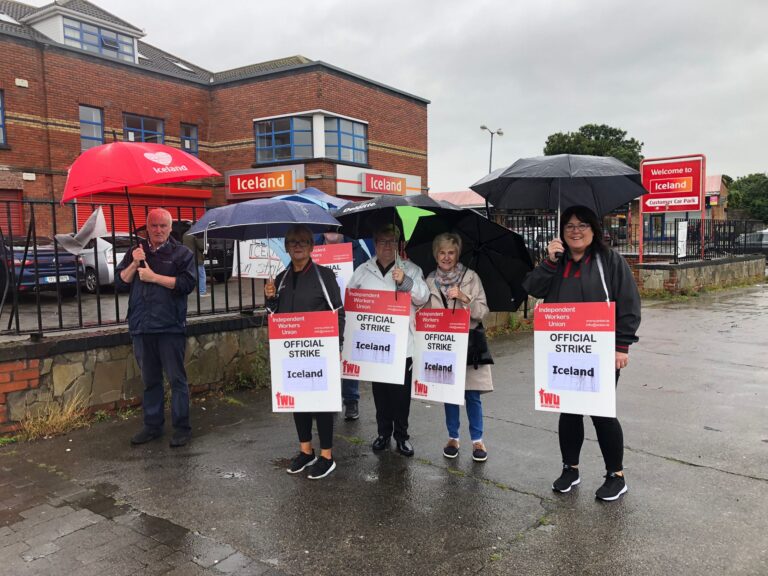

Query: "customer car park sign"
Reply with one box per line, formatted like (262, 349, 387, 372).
(641, 156, 704, 213)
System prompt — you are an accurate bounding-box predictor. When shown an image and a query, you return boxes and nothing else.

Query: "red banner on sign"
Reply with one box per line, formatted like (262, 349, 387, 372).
(345, 288, 410, 316)
(641, 157, 703, 213)
(534, 302, 615, 332)
(416, 309, 471, 333)
(312, 243, 353, 265)
(269, 310, 339, 339)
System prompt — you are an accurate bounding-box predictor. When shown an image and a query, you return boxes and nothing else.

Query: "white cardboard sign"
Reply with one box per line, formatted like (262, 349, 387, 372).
(341, 288, 410, 384)
(412, 308, 470, 405)
(534, 302, 616, 418)
(268, 310, 341, 413)
(311, 243, 354, 304)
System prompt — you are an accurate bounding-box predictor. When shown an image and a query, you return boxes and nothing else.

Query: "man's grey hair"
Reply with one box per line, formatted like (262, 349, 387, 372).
(147, 208, 172, 225)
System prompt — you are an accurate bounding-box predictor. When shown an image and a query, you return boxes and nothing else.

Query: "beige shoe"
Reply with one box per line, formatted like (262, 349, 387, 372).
(472, 441, 488, 462)
(443, 438, 460, 459)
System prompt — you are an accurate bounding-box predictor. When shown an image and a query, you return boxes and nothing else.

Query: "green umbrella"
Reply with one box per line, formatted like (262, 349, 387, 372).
(395, 205, 436, 241)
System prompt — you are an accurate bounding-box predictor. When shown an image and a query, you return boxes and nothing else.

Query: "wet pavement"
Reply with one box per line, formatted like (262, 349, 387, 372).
(1, 284, 767, 575)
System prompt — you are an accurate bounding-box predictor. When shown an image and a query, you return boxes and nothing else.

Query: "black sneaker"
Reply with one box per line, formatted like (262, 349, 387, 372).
(443, 440, 459, 459)
(344, 401, 359, 421)
(287, 451, 317, 474)
(130, 428, 162, 445)
(307, 456, 336, 480)
(595, 472, 628, 501)
(169, 431, 191, 448)
(471, 441, 488, 462)
(552, 464, 581, 492)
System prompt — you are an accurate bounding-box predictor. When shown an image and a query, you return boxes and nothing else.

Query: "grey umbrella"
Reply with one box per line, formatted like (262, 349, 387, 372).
(470, 154, 648, 221)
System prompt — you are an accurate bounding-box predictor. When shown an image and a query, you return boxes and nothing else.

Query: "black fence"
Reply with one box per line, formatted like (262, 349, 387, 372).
(495, 211, 640, 263)
(672, 219, 766, 263)
(0, 199, 262, 336)
(1, 199, 764, 336)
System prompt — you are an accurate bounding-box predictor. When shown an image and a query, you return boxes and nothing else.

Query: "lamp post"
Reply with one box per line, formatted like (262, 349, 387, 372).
(480, 125, 503, 173)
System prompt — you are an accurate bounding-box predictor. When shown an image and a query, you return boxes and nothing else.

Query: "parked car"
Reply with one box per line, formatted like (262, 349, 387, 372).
(79, 234, 134, 293)
(134, 220, 234, 281)
(0, 237, 82, 296)
(735, 229, 768, 256)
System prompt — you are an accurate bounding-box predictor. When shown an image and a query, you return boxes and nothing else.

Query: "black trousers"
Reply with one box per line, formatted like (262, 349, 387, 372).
(293, 412, 335, 450)
(372, 357, 413, 441)
(558, 370, 624, 473)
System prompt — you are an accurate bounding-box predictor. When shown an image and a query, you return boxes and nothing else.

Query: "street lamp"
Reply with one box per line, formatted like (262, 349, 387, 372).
(480, 125, 503, 173)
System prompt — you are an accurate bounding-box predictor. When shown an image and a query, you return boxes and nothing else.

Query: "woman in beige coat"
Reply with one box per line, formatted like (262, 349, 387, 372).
(424, 233, 493, 462)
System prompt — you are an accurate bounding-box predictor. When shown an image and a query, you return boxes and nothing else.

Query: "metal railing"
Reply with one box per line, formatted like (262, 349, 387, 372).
(672, 219, 765, 263)
(0, 199, 265, 336)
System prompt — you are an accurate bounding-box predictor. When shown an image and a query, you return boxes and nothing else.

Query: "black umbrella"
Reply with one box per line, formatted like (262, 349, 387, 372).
(332, 194, 459, 240)
(470, 154, 648, 219)
(406, 209, 533, 312)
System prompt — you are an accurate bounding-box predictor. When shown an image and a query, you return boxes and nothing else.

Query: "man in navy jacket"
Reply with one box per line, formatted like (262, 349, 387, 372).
(117, 208, 196, 447)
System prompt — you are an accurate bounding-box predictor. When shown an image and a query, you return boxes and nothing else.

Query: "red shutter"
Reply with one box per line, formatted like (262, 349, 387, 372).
(0, 190, 24, 238)
(76, 193, 208, 232)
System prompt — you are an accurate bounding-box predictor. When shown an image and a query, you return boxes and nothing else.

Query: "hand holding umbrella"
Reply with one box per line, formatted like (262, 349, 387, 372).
(546, 237, 565, 263)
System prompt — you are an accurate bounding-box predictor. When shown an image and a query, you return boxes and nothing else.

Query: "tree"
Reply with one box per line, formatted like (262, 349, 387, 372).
(728, 173, 768, 223)
(543, 124, 644, 169)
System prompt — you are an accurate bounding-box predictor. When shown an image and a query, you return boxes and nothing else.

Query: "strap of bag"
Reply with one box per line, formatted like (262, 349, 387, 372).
(313, 262, 339, 312)
(595, 253, 610, 303)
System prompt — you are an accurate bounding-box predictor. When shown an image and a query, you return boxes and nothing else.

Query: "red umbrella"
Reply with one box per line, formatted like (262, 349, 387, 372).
(62, 141, 220, 202)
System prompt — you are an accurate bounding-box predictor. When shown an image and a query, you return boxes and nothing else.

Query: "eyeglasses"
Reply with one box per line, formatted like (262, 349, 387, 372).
(564, 223, 590, 233)
(286, 239, 311, 247)
(376, 239, 397, 246)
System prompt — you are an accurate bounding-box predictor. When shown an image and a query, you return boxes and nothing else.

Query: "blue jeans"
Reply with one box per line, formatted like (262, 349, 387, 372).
(197, 264, 206, 295)
(133, 333, 191, 433)
(342, 378, 359, 404)
(444, 390, 483, 442)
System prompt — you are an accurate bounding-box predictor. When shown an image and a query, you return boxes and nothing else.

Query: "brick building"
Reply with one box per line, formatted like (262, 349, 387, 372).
(0, 0, 429, 235)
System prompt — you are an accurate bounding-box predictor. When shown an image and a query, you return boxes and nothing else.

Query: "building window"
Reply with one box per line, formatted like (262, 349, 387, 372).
(79, 105, 104, 151)
(255, 117, 312, 164)
(63, 18, 135, 62)
(123, 114, 164, 144)
(0, 90, 6, 146)
(180, 124, 198, 155)
(325, 117, 367, 164)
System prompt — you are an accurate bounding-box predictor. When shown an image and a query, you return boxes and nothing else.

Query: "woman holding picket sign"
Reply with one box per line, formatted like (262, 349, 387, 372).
(522, 206, 640, 502)
(264, 224, 344, 480)
(423, 233, 493, 462)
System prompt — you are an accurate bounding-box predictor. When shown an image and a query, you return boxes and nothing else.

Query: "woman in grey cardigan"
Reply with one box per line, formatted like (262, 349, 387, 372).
(424, 233, 493, 462)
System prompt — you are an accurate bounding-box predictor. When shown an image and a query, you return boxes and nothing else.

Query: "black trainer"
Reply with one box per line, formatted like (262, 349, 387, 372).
(552, 464, 581, 492)
(307, 456, 336, 480)
(344, 401, 359, 421)
(287, 451, 317, 474)
(169, 430, 191, 448)
(443, 440, 459, 459)
(130, 428, 162, 445)
(595, 472, 628, 501)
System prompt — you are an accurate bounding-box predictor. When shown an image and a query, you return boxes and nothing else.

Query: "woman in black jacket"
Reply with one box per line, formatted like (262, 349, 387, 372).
(265, 225, 345, 480)
(522, 205, 640, 502)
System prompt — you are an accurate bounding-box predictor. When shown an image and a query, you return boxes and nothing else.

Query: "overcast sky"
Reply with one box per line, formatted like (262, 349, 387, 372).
(44, 0, 768, 191)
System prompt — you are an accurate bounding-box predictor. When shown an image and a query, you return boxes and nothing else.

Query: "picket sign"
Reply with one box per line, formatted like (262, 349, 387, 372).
(412, 308, 470, 405)
(268, 310, 341, 413)
(341, 288, 410, 384)
(311, 243, 354, 304)
(533, 302, 616, 418)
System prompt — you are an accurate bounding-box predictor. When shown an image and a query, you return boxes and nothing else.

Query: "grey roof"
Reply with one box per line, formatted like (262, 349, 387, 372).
(0, 0, 429, 104)
(137, 41, 213, 83)
(57, 0, 143, 33)
(212, 55, 313, 83)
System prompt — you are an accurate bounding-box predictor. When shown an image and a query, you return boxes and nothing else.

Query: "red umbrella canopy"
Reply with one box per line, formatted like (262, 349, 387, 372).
(61, 142, 221, 203)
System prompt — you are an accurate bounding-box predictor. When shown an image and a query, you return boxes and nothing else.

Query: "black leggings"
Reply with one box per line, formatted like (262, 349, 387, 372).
(293, 412, 335, 450)
(558, 370, 624, 473)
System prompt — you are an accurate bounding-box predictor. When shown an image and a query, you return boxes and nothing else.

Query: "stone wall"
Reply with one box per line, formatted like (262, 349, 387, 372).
(635, 255, 765, 294)
(0, 317, 270, 433)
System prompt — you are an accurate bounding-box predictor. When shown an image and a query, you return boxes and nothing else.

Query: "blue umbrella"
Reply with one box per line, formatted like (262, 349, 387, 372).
(277, 187, 349, 210)
(187, 197, 341, 240)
